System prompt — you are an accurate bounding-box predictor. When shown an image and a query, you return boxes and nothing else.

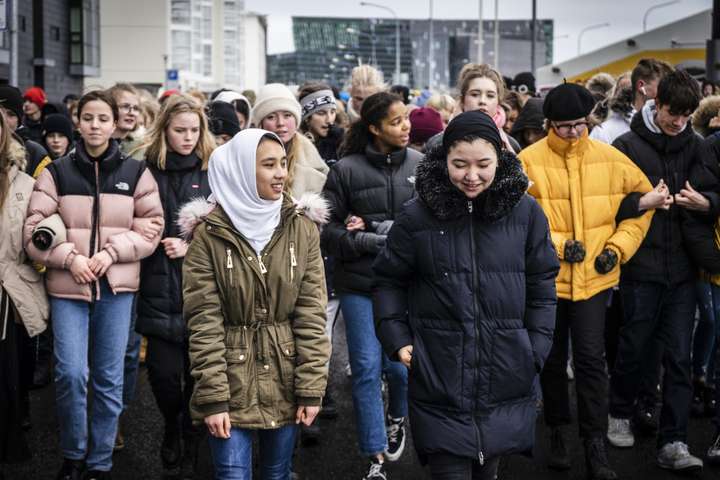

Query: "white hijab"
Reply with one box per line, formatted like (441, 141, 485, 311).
(208, 129, 284, 256)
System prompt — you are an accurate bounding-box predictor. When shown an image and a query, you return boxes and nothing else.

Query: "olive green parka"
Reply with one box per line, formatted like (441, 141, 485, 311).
(181, 193, 330, 429)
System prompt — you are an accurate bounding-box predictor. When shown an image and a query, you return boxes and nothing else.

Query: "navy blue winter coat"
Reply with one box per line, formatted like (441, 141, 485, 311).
(372, 146, 559, 463)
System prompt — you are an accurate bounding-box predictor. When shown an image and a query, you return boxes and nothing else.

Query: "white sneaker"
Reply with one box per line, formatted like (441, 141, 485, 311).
(606, 415, 634, 448)
(657, 441, 703, 473)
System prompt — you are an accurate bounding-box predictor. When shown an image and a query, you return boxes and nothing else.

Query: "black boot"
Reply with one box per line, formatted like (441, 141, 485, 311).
(584, 437, 617, 480)
(160, 420, 182, 470)
(547, 426, 571, 470)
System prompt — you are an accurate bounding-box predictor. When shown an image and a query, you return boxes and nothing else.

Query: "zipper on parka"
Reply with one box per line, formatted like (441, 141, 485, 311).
(226, 248, 233, 286)
(289, 242, 297, 282)
(467, 200, 484, 466)
(258, 255, 268, 275)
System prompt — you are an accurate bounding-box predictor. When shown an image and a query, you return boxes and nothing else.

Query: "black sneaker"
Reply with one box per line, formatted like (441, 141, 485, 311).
(81, 470, 111, 480)
(633, 401, 658, 436)
(707, 428, 720, 465)
(584, 437, 617, 480)
(363, 458, 387, 480)
(56, 459, 85, 480)
(384, 415, 406, 462)
(548, 426, 571, 470)
(320, 389, 338, 420)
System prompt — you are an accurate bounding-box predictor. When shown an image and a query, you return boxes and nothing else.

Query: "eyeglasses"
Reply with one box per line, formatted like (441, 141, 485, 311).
(553, 121, 588, 134)
(118, 103, 141, 113)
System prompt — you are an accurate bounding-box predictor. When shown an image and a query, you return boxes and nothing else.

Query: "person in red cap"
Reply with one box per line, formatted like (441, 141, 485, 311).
(22, 87, 47, 144)
(408, 107, 444, 153)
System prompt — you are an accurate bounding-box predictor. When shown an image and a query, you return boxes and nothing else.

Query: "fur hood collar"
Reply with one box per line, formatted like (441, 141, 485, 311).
(8, 138, 27, 172)
(177, 192, 330, 241)
(415, 144, 529, 222)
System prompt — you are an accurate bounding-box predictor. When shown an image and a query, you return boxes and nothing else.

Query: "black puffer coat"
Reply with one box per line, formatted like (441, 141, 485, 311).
(321, 144, 422, 295)
(372, 146, 559, 462)
(136, 152, 211, 343)
(613, 112, 720, 285)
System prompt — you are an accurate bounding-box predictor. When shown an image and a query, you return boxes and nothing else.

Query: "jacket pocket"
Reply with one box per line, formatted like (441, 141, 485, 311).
(225, 346, 250, 408)
(489, 328, 535, 403)
(409, 326, 463, 409)
(278, 340, 297, 403)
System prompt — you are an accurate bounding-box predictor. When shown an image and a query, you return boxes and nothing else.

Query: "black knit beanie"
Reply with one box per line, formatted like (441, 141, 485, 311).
(442, 110, 503, 156)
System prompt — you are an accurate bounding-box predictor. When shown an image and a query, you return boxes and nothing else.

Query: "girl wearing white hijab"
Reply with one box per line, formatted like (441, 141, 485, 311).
(181, 129, 331, 480)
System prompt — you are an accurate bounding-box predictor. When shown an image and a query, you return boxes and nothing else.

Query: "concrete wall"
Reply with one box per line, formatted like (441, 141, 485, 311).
(85, 0, 168, 88)
(242, 14, 266, 92)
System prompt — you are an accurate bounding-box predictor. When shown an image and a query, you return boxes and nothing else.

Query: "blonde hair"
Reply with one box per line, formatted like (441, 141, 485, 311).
(137, 94, 216, 170)
(457, 63, 506, 103)
(137, 89, 160, 128)
(585, 72, 615, 97)
(425, 93, 455, 113)
(186, 88, 207, 106)
(349, 64, 386, 92)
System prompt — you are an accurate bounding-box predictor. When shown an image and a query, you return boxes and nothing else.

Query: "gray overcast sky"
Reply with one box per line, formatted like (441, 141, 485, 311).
(245, 0, 712, 63)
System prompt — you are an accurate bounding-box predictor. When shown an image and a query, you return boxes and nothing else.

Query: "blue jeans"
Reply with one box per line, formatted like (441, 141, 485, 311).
(693, 281, 720, 380)
(208, 425, 297, 480)
(51, 280, 134, 471)
(122, 294, 141, 410)
(610, 280, 696, 447)
(340, 293, 408, 457)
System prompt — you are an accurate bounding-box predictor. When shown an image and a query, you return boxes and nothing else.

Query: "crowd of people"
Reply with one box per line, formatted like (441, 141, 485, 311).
(3, 56, 720, 480)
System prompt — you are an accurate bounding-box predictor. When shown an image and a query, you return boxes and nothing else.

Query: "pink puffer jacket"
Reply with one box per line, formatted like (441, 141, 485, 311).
(23, 140, 164, 302)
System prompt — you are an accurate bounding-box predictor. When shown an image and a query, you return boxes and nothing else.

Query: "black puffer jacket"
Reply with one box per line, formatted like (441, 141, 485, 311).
(373, 146, 559, 462)
(613, 111, 720, 285)
(136, 152, 210, 343)
(321, 144, 422, 295)
(315, 126, 344, 166)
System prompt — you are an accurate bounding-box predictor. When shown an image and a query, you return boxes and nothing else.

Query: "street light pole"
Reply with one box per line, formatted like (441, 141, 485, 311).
(577, 22, 610, 56)
(643, 0, 681, 32)
(478, 0, 483, 64)
(493, 0, 499, 69)
(360, 1, 401, 84)
(429, 0, 434, 87)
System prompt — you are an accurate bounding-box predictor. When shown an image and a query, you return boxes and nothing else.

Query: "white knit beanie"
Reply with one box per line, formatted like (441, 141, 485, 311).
(251, 83, 302, 127)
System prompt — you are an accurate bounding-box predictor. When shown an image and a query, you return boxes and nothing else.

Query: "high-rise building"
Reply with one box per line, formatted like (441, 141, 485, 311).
(1, 0, 101, 101)
(268, 16, 554, 90)
(86, 0, 266, 93)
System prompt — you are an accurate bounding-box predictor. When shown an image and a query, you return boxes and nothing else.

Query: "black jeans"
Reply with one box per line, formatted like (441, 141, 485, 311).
(605, 289, 662, 408)
(145, 336, 195, 436)
(427, 453, 499, 480)
(610, 280, 695, 447)
(541, 290, 610, 438)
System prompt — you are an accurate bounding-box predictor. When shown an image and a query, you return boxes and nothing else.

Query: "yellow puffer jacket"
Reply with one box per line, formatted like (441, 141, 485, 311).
(519, 129, 654, 301)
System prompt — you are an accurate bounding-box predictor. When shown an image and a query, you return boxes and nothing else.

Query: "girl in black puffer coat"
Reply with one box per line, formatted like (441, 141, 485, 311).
(373, 111, 559, 479)
(134, 94, 215, 477)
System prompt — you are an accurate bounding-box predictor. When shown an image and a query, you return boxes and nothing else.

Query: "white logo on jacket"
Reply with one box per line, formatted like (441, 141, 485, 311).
(115, 182, 129, 191)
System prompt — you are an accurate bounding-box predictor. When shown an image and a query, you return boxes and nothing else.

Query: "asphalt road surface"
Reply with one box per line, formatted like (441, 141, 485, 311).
(5, 315, 720, 479)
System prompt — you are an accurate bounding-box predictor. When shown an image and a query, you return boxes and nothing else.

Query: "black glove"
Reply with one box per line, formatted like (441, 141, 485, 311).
(594, 248, 619, 274)
(355, 232, 387, 254)
(370, 220, 394, 235)
(563, 240, 586, 263)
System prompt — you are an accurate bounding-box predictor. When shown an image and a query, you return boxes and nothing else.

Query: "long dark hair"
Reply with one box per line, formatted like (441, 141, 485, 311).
(339, 92, 402, 157)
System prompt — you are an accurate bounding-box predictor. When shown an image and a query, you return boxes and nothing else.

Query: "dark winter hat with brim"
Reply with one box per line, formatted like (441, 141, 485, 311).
(543, 82, 596, 122)
(0, 85, 24, 119)
(43, 114, 74, 140)
(208, 101, 240, 138)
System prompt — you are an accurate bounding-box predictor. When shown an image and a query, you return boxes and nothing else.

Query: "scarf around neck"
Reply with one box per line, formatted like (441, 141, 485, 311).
(207, 129, 284, 256)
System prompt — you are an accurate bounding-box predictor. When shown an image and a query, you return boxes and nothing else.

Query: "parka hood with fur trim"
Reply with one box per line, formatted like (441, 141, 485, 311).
(414, 143, 529, 222)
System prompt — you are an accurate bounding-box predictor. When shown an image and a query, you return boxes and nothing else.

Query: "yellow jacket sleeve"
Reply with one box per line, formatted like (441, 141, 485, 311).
(604, 152, 654, 263)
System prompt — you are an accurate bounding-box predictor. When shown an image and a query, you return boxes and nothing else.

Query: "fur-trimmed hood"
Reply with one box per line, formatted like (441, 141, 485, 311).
(415, 144, 529, 222)
(177, 191, 330, 241)
(7, 138, 27, 172)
